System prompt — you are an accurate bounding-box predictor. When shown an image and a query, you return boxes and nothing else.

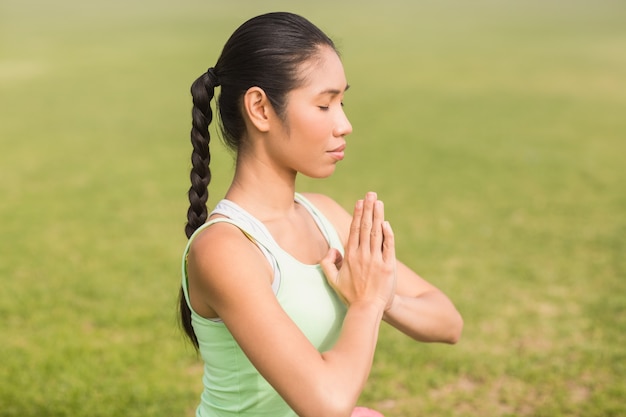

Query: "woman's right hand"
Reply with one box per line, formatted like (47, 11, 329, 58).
(321, 192, 397, 312)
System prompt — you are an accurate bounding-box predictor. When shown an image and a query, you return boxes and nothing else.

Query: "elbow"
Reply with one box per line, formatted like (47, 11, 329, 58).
(301, 399, 354, 417)
(444, 310, 464, 344)
(293, 382, 357, 417)
(327, 402, 356, 417)
(319, 391, 357, 417)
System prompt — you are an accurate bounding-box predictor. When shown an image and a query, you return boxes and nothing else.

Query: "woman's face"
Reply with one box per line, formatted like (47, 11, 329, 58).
(268, 46, 353, 179)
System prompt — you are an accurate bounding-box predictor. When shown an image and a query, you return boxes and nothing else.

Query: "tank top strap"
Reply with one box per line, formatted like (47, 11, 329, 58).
(294, 193, 344, 255)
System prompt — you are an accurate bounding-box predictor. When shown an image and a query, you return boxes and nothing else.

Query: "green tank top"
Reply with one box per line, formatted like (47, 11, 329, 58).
(181, 193, 347, 417)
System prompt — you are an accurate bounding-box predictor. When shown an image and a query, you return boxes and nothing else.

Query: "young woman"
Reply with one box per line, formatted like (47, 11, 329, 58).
(180, 12, 463, 417)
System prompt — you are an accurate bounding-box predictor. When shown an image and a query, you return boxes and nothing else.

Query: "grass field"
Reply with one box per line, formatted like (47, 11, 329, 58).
(1, 0, 625, 416)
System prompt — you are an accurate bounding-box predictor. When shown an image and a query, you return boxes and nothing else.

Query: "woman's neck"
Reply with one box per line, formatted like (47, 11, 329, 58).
(225, 156, 299, 222)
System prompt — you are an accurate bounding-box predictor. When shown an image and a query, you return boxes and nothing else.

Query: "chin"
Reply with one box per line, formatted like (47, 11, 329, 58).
(303, 165, 337, 179)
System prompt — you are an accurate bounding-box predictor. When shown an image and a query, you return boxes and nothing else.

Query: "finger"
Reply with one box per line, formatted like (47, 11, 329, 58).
(347, 199, 364, 251)
(360, 192, 376, 249)
(320, 248, 342, 282)
(321, 248, 349, 305)
(370, 200, 385, 253)
(381, 220, 396, 263)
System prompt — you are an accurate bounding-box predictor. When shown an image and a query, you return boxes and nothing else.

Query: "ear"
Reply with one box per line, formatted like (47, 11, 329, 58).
(242, 86, 272, 133)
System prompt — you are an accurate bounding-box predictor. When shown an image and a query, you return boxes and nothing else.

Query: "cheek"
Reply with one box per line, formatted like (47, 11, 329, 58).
(293, 109, 321, 129)
(289, 111, 329, 142)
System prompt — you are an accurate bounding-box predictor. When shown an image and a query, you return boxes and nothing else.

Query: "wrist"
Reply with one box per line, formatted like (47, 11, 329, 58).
(383, 294, 401, 318)
(349, 299, 386, 319)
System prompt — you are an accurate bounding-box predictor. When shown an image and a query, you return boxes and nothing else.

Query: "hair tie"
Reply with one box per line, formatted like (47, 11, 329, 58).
(206, 67, 220, 87)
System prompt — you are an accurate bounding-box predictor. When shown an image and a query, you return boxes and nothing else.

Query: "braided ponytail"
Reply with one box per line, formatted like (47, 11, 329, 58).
(180, 69, 219, 348)
(185, 70, 218, 238)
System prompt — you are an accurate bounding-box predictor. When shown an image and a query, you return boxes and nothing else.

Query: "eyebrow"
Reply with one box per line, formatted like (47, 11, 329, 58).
(318, 84, 350, 96)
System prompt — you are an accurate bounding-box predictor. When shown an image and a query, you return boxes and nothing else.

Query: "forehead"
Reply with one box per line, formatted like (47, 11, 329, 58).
(296, 46, 348, 93)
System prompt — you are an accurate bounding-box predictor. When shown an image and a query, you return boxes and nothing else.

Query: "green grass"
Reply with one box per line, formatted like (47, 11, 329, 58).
(1, 0, 625, 416)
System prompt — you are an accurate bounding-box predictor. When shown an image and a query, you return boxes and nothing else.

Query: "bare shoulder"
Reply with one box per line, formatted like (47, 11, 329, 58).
(300, 192, 353, 243)
(186, 221, 273, 318)
(187, 221, 272, 284)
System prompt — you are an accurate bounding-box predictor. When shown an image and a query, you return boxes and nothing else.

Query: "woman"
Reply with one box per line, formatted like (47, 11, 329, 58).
(180, 12, 463, 417)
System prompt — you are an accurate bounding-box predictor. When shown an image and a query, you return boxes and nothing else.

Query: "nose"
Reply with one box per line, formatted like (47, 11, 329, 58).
(333, 108, 353, 137)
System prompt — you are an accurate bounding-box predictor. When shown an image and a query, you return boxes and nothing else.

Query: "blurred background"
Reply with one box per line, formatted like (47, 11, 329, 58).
(1, 0, 624, 416)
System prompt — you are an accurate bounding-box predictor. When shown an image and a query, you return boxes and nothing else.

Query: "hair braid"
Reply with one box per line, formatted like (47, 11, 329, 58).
(185, 72, 215, 239)
(180, 71, 218, 349)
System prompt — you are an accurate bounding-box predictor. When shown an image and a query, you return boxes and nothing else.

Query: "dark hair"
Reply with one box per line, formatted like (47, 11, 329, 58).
(180, 12, 337, 348)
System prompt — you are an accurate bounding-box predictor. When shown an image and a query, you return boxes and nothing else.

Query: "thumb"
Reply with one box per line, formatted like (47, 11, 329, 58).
(320, 248, 348, 305)
(320, 247, 342, 282)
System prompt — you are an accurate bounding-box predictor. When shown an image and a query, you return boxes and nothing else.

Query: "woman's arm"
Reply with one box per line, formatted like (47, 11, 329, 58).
(304, 192, 463, 344)
(383, 261, 463, 343)
(186, 193, 395, 417)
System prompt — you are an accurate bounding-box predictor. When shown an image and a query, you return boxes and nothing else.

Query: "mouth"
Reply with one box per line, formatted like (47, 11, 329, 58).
(327, 144, 346, 161)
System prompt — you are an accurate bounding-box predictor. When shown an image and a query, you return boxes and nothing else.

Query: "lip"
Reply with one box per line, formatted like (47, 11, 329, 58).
(327, 144, 346, 161)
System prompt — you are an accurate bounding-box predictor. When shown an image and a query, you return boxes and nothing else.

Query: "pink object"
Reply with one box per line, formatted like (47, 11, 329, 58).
(351, 406, 385, 417)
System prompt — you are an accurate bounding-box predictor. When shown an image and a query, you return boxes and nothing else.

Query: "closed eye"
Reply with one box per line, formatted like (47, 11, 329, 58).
(318, 102, 345, 111)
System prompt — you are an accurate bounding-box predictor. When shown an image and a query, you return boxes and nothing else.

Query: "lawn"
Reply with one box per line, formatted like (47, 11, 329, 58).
(1, 0, 625, 416)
